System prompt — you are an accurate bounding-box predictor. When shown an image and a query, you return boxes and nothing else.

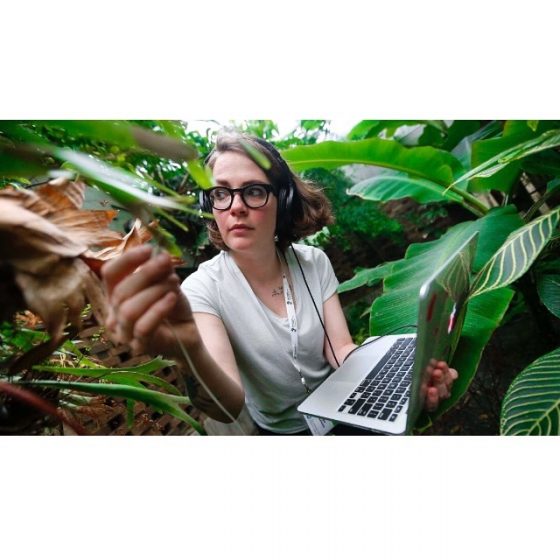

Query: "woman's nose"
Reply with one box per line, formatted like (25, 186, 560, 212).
(230, 191, 248, 213)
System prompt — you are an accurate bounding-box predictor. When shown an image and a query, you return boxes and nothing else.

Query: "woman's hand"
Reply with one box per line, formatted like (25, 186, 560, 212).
(424, 359, 458, 412)
(101, 244, 197, 357)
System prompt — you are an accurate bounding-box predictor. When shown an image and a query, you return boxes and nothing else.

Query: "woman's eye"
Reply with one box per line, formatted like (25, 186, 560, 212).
(247, 186, 265, 197)
(213, 189, 229, 200)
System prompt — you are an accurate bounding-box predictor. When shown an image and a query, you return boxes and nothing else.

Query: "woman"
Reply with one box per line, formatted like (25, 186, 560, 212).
(101, 132, 457, 435)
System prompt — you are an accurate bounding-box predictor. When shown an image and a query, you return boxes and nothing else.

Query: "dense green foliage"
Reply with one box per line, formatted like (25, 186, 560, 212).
(1, 119, 559, 435)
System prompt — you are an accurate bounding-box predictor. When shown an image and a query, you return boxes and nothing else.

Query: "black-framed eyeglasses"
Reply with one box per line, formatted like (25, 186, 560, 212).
(208, 183, 274, 210)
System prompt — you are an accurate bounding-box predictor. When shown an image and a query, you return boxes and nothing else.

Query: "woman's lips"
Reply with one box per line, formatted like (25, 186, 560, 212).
(229, 224, 252, 231)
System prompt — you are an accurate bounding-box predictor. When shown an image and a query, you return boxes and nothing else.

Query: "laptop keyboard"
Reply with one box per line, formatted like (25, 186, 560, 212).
(337, 337, 415, 422)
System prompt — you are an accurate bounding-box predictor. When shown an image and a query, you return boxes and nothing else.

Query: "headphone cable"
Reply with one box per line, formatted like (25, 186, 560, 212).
(289, 244, 341, 368)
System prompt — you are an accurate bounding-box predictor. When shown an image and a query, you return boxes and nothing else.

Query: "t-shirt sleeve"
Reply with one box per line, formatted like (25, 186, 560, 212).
(181, 269, 221, 317)
(313, 248, 339, 302)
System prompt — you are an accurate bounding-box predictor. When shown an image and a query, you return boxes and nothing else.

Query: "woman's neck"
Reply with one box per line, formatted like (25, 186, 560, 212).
(231, 245, 283, 284)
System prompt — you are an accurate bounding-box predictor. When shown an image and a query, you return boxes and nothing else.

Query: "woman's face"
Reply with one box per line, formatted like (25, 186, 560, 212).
(211, 150, 278, 254)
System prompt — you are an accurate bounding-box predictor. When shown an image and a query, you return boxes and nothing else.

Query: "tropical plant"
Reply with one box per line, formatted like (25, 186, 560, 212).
(281, 120, 560, 434)
(0, 120, 212, 435)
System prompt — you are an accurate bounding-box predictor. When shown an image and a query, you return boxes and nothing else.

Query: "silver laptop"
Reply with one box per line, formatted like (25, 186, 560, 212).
(298, 232, 478, 435)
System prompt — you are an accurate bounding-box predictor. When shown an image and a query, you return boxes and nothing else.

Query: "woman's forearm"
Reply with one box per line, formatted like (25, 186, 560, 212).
(170, 323, 245, 423)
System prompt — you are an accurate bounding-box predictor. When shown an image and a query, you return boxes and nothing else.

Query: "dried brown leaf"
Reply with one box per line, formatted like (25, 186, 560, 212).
(83, 218, 154, 262)
(14, 258, 107, 341)
(0, 200, 88, 259)
(36, 177, 85, 210)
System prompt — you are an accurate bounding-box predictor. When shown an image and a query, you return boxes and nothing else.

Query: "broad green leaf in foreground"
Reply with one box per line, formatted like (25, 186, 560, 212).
(501, 347, 560, 435)
(470, 208, 560, 299)
(348, 170, 464, 205)
(50, 148, 195, 213)
(23, 380, 205, 435)
(281, 138, 463, 186)
(337, 261, 396, 294)
(36, 120, 199, 162)
(369, 207, 523, 335)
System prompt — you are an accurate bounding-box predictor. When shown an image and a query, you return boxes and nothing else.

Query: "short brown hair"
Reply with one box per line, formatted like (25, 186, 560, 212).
(204, 132, 334, 251)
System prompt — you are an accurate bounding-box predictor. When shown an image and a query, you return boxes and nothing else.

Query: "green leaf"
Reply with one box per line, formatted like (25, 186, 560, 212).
(441, 120, 483, 152)
(49, 147, 195, 213)
(240, 140, 272, 171)
(522, 152, 560, 176)
(527, 120, 539, 132)
(281, 138, 463, 186)
(416, 287, 515, 430)
(537, 273, 560, 318)
(470, 209, 560, 298)
(347, 120, 381, 140)
(23, 380, 205, 435)
(369, 207, 523, 335)
(452, 128, 560, 189)
(38, 120, 199, 162)
(186, 160, 213, 189)
(348, 170, 464, 204)
(0, 142, 49, 178)
(33, 357, 182, 395)
(347, 120, 446, 141)
(501, 347, 560, 435)
(337, 261, 396, 294)
(34, 356, 175, 377)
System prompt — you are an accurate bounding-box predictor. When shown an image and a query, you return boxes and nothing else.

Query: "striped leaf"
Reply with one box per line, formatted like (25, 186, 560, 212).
(470, 209, 560, 298)
(450, 128, 560, 187)
(501, 347, 560, 435)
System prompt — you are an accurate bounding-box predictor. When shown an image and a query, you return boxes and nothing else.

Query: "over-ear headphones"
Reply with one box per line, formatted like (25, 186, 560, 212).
(251, 138, 298, 238)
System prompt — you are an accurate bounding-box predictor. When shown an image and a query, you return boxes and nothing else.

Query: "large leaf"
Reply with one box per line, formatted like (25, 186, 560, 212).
(281, 138, 463, 185)
(452, 127, 560, 190)
(24, 379, 205, 435)
(537, 272, 560, 318)
(369, 207, 523, 335)
(470, 208, 560, 298)
(337, 261, 396, 294)
(348, 170, 464, 204)
(49, 147, 194, 213)
(467, 120, 560, 194)
(30, 120, 199, 162)
(347, 120, 446, 141)
(0, 142, 49, 178)
(501, 347, 560, 435)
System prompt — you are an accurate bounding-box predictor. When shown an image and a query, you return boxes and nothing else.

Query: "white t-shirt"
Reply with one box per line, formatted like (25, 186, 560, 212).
(181, 244, 339, 433)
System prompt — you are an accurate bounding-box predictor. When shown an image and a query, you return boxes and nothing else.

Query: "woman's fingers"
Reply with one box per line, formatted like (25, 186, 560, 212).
(130, 292, 178, 355)
(115, 274, 180, 343)
(110, 252, 174, 307)
(101, 245, 153, 294)
(425, 387, 439, 412)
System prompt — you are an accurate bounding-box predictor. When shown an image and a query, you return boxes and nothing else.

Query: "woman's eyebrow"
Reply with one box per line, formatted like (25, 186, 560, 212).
(214, 179, 269, 187)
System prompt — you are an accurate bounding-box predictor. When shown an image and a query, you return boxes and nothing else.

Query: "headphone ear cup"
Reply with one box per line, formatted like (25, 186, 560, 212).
(276, 183, 293, 238)
(199, 190, 212, 214)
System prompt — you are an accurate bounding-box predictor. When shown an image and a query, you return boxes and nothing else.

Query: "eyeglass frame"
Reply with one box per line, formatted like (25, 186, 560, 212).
(206, 183, 276, 211)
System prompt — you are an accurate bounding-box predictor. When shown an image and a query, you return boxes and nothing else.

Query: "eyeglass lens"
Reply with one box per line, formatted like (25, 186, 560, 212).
(210, 184, 270, 210)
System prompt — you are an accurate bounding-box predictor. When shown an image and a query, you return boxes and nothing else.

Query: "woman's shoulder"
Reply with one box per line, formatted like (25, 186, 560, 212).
(182, 251, 229, 289)
(289, 243, 330, 265)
